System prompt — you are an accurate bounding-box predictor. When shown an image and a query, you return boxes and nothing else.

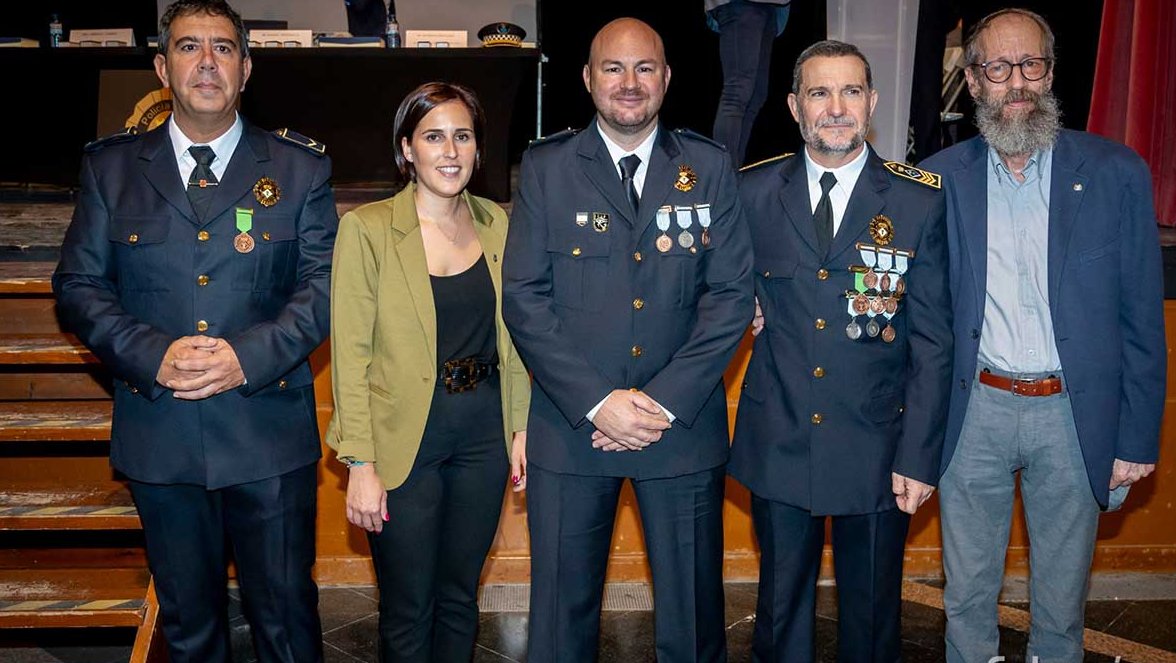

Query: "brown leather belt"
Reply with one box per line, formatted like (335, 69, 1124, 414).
(978, 369, 1062, 396)
(439, 357, 496, 394)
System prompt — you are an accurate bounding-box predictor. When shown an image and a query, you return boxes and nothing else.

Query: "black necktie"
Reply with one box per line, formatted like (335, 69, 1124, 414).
(619, 154, 642, 217)
(814, 171, 837, 255)
(187, 145, 219, 219)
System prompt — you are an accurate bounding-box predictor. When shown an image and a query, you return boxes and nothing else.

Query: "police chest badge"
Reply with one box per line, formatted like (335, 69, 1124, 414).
(253, 177, 281, 208)
(869, 214, 894, 246)
(675, 164, 697, 192)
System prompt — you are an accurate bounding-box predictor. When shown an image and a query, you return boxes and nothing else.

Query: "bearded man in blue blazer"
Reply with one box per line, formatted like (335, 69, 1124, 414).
(920, 8, 1166, 662)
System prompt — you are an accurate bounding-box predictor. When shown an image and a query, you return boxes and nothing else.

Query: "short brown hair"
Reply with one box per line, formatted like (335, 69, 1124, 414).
(392, 82, 487, 181)
(159, 0, 249, 58)
(792, 40, 873, 94)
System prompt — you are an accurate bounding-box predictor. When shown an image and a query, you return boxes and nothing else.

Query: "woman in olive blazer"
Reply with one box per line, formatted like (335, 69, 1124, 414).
(326, 82, 530, 663)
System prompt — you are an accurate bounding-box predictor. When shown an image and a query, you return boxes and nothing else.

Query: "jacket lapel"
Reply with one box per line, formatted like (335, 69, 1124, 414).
(777, 153, 820, 256)
(827, 149, 888, 261)
(1046, 131, 1087, 308)
(577, 122, 636, 226)
(138, 125, 199, 225)
(634, 128, 681, 237)
(955, 139, 990, 322)
(202, 123, 270, 226)
(391, 186, 438, 370)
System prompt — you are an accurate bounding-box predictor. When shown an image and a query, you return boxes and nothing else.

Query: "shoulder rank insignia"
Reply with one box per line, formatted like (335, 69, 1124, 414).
(83, 126, 140, 153)
(274, 128, 326, 156)
(883, 161, 941, 189)
(529, 128, 579, 147)
(673, 128, 726, 150)
(739, 153, 794, 173)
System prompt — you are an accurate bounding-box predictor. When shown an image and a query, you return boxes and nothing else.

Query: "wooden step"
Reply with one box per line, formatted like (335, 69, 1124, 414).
(0, 483, 139, 530)
(0, 567, 150, 628)
(0, 400, 111, 442)
(0, 333, 95, 364)
(0, 262, 54, 295)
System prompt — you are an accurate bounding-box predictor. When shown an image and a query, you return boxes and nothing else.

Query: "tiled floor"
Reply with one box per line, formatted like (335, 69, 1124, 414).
(3, 579, 1175, 662)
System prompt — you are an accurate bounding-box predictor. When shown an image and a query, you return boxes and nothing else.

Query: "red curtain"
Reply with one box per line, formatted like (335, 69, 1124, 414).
(1087, 0, 1176, 227)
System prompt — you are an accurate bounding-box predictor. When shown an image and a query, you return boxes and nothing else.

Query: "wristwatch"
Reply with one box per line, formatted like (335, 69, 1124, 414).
(338, 456, 369, 468)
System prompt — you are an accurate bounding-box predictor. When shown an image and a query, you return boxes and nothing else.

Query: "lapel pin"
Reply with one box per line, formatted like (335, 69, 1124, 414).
(253, 176, 281, 207)
(1073, 183, 1083, 191)
(675, 164, 698, 192)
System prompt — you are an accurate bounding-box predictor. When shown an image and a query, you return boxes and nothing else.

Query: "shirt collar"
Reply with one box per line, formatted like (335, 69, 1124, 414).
(987, 145, 1052, 184)
(803, 143, 870, 197)
(597, 120, 658, 169)
(170, 113, 244, 167)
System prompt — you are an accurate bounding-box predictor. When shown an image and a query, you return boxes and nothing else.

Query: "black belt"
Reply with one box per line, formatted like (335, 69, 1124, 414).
(439, 357, 496, 394)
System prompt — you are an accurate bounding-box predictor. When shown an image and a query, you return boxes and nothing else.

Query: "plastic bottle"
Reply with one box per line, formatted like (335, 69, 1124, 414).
(49, 14, 63, 48)
(384, 7, 401, 48)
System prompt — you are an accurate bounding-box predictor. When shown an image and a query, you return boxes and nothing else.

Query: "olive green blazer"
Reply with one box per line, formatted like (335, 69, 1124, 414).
(325, 184, 530, 489)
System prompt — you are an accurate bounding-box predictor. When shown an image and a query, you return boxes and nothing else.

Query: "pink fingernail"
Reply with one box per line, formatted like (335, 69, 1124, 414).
(382, 513, 389, 522)
(512, 475, 520, 484)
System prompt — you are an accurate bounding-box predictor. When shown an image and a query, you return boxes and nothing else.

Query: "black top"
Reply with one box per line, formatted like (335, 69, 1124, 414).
(431, 254, 498, 367)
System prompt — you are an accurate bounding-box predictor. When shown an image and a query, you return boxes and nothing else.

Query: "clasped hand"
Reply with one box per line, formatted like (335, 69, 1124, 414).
(156, 335, 245, 400)
(591, 389, 671, 452)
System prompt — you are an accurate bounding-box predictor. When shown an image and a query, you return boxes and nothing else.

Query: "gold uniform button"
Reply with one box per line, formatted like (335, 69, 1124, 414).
(631, 345, 643, 357)
(815, 318, 826, 330)
(572, 247, 582, 257)
(633, 251, 643, 262)
(128, 234, 139, 244)
(817, 268, 829, 280)
(811, 413, 823, 425)
(262, 231, 272, 241)
(197, 274, 210, 286)
(813, 367, 825, 378)
(196, 320, 209, 332)
(197, 230, 210, 241)
(278, 380, 288, 389)
(633, 298, 645, 310)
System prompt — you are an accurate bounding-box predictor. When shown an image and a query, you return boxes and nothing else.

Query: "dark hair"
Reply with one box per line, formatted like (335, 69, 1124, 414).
(791, 40, 873, 94)
(392, 82, 487, 182)
(158, 0, 249, 58)
(964, 8, 1055, 66)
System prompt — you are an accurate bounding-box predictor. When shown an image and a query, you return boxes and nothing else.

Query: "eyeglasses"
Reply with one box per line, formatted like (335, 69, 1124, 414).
(970, 57, 1053, 84)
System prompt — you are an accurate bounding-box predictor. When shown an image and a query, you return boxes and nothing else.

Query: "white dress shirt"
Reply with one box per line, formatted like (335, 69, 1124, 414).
(802, 144, 869, 235)
(169, 113, 244, 186)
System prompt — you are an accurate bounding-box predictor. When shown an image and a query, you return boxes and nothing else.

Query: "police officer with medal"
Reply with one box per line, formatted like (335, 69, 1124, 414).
(729, 40, 953, 661)
(53, 1, 336, 660)
(502, 17, 754, 663)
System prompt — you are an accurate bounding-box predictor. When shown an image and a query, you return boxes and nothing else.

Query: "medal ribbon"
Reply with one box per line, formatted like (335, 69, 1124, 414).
(656, 206, 672, 233)
(236, 208, 254, 234)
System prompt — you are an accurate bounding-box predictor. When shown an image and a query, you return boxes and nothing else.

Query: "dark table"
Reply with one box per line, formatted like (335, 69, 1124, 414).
(4, 47, 538, 201)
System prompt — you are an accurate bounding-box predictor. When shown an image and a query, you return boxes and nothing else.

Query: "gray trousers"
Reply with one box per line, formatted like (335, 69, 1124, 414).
(940, 367, 1099, 663)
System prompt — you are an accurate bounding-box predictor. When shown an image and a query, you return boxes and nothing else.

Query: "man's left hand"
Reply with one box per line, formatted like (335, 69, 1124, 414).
(168, 337, 246, 400)
(892, 472, 935, 515)
(1110, 459, 1156, 489)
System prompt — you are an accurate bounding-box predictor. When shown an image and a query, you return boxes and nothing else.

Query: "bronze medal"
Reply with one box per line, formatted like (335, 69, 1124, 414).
(880, 272, 892, 292)
(866, 318, 881, 337)
(852, 294, 870, 316)
(869, 296, 885, 315)
(656, 233, 673, 253)
(863, 270, 879, 290)
(701, 228, 711, 247)
(253, 177, 281, 208)
(234, 231, 255, 254)
(894, 277, 906, 296)
(678, 230, 695, 249)
(675, 164, 698, 192)
(881, 324, 896, 343)
(846, 321, 862, 340)
(884, 297, 898, 315)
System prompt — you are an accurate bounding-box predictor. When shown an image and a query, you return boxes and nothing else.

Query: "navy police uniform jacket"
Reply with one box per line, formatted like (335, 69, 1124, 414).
(53, 121, 337, 490)
(729, 147, 953, 515)
(502, 121, 755, 478)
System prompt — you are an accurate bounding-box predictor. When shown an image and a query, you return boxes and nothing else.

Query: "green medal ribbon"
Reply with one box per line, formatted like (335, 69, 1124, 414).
(854, 272, 866, 292)
(235, 208, 254, 234)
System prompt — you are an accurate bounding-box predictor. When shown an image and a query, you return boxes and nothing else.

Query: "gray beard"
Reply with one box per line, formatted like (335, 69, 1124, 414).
(974, 87, 1062, 157)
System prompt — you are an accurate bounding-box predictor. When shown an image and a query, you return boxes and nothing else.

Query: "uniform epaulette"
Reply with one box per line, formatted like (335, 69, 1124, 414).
(273, 128, 326, 156)
(883, 161, 941, 189)
(83, 126, 140, 153)
(739, 153, 794, 172)
(528, 128, 579, 146)
(673, 128, 725, 150)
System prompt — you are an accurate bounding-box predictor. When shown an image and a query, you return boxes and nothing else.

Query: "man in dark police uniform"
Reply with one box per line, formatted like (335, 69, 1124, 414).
(502, 17, 754, 663)
(53, 1, 336, 661)
(729, 40, 953, 662)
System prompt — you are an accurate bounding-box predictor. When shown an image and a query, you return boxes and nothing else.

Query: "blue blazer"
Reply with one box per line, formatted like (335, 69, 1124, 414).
(729, 148, 953, 515)
(502, 121, 754, 479)
(53, 121, 338, 489)
(921, 129, 1166, 507)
